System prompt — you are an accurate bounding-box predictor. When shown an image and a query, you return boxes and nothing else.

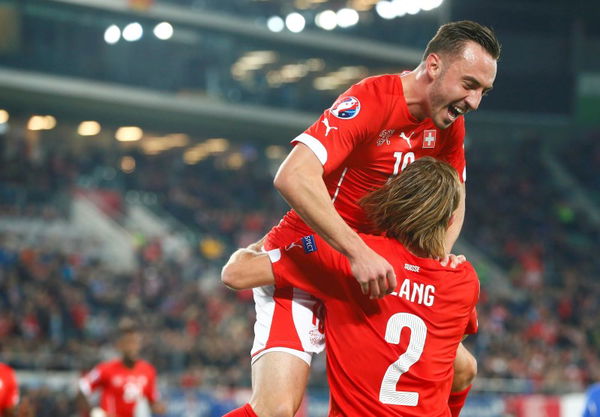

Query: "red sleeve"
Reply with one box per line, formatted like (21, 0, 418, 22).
(2, 367, 18, 409)
(465, 307, 478, 334)
(439, 116, 466, 183)
(464, 268, 480, 334)
(79, 363, 107, 397)
(144, 366, 160, 403)
(269, 235, 351, 300)
(292, 77, 392, 176)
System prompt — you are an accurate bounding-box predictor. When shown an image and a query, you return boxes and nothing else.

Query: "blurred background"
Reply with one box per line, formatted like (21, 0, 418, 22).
(0, 0, 599, 416)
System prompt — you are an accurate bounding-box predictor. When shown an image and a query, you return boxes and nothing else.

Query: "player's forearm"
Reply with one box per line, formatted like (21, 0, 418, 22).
(444, 183, 466, 253)
(222, 249, 274, 290)
(75, 391, 91, 415)
(275, 161, 366, 259)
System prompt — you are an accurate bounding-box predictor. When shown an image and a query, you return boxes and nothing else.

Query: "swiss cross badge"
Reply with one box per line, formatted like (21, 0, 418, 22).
(422, 130, 436, 149)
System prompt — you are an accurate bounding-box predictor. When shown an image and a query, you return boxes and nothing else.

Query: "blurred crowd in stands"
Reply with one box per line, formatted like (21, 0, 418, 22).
(0, 126, 599, 413)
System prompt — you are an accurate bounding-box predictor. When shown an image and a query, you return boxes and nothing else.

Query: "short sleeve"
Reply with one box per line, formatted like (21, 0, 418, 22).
(3, 368, 18, 409)
(292, 77, 392, 176)
(464, 307, 478, 335)
(463, 267, 480, 334)
(269, 235, 351, 300)
(79, 364, 107, 397)
(439, 117, 466, 183)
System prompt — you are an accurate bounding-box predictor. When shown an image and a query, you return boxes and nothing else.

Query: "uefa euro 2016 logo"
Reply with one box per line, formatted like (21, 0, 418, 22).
(330, 96, 361, 119)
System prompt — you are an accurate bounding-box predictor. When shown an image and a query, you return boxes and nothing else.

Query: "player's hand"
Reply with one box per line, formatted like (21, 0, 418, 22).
(440, 253, 467, 268)
(247, 235, 266, 252)
(348, 246, 396, 299)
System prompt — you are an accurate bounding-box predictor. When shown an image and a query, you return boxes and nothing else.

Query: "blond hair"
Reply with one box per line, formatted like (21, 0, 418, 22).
(360, 157, 461, 258)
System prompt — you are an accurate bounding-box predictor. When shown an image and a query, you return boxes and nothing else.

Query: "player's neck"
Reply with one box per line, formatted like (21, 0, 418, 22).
(122, 357, 137, 368)
(400, 66, 429, 122)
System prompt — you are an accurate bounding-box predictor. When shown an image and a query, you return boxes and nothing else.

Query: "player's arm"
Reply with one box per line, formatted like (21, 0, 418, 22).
(221, 248, 274, 290)
(77, 366, 103, 416)
(145, 367, 166, 415)
(75, 389, 92, 416)
(274, 144, 395, 298)
(2, 407, 16, 417)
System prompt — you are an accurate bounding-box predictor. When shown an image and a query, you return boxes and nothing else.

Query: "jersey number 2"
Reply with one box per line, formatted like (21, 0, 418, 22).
(379, 312, 427, 406)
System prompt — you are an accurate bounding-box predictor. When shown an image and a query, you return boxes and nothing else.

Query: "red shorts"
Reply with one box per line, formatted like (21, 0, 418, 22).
(251, 222, 325, 365)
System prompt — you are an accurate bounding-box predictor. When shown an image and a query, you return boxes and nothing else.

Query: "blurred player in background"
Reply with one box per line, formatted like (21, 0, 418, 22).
(77, 318, 166, 417)
(245, 20, 500, 417)
(583, 383, 600, 417)
(0, 363, 19, 417)
(222, 157, 480, 417)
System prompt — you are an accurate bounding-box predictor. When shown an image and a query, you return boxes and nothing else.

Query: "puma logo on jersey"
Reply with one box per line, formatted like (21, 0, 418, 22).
(322, 117, 338, 136)
(399, 131, 415, 148)
(285, 242, 303, 251)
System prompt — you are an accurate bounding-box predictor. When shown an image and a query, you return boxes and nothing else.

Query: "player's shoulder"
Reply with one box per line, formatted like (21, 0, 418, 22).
(96, 359, 120, 370)
(136, 360, 157, 373)
(353, 74, 402, 95)
(452, 261, 478, 283)
(0, 363, 14, 377)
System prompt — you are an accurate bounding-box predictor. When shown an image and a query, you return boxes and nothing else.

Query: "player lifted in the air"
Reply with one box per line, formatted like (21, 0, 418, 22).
(223, 157, 480, 417)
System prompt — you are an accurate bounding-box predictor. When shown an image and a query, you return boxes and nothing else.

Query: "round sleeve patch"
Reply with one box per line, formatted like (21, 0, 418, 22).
(330, 96, 361, 119)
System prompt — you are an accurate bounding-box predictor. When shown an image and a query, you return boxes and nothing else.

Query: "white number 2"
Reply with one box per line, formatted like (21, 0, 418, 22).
(379, 313, 427, 406)
(392, 152, 415, 176)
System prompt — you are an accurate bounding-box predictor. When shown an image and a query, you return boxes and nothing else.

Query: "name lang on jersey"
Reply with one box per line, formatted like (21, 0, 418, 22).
(390, 278, 435, 307)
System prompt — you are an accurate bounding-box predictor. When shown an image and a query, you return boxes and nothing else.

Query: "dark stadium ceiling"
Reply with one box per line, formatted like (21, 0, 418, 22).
(1, 0, 598, 143)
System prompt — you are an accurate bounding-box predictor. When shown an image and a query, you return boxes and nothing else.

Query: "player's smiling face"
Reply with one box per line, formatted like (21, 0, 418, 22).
(427, 41, 497, 129)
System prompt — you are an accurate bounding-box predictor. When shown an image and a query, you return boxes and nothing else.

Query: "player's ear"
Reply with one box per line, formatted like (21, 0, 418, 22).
(446, 213, 455, 229)
(425, 53, 442, 80)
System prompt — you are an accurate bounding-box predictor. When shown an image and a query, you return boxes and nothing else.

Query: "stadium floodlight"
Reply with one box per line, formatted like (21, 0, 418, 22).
(267, 16, 285, 32)
(315, 10, 337, 31)
(285, 13, 306, 33)
(337, 8, 359, 28)
(405, 0, 421, 15)
(78, 121, 101, 136)
(0, 110, 8, 124)
(153, 22, 173, 40)
(122, 22, 143, 42)
(375, 1, 396, 20)
(104, 25, 121, 44)
(420, 0, 443, 11)
(115, 126, 143, 142)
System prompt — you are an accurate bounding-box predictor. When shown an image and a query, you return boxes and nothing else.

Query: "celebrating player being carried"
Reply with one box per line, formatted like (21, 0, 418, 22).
(223, 157, 480, 417)
(227, 20, 500, 417)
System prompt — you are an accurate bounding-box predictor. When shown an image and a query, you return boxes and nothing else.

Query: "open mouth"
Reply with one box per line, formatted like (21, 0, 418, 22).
(448, 104, 465, 121)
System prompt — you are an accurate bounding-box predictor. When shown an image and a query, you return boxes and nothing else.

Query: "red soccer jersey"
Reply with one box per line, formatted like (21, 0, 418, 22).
(0, 363, 18, 412)
(269, 235, 479, 417)
(79, 359, 159, 417)
(279, 74, 466, 235)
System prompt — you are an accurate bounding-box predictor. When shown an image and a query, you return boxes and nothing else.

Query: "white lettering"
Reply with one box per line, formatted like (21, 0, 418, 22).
(393, 278, 435, 307)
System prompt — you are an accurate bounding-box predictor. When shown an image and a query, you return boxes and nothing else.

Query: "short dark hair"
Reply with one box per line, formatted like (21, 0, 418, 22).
(118, 317, 140, 335)
(423, 20, 501, 61)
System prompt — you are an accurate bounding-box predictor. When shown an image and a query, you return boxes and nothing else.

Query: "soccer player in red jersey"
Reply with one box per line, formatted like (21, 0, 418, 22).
(77, 319, 166, 417)
(223, 158, 479, 417)
(0, 363, 19, 417)
(245, 21, 499, 417)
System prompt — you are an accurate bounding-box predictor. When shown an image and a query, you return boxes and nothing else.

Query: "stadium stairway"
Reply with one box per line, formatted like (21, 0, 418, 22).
(542, 151, 600, 229)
